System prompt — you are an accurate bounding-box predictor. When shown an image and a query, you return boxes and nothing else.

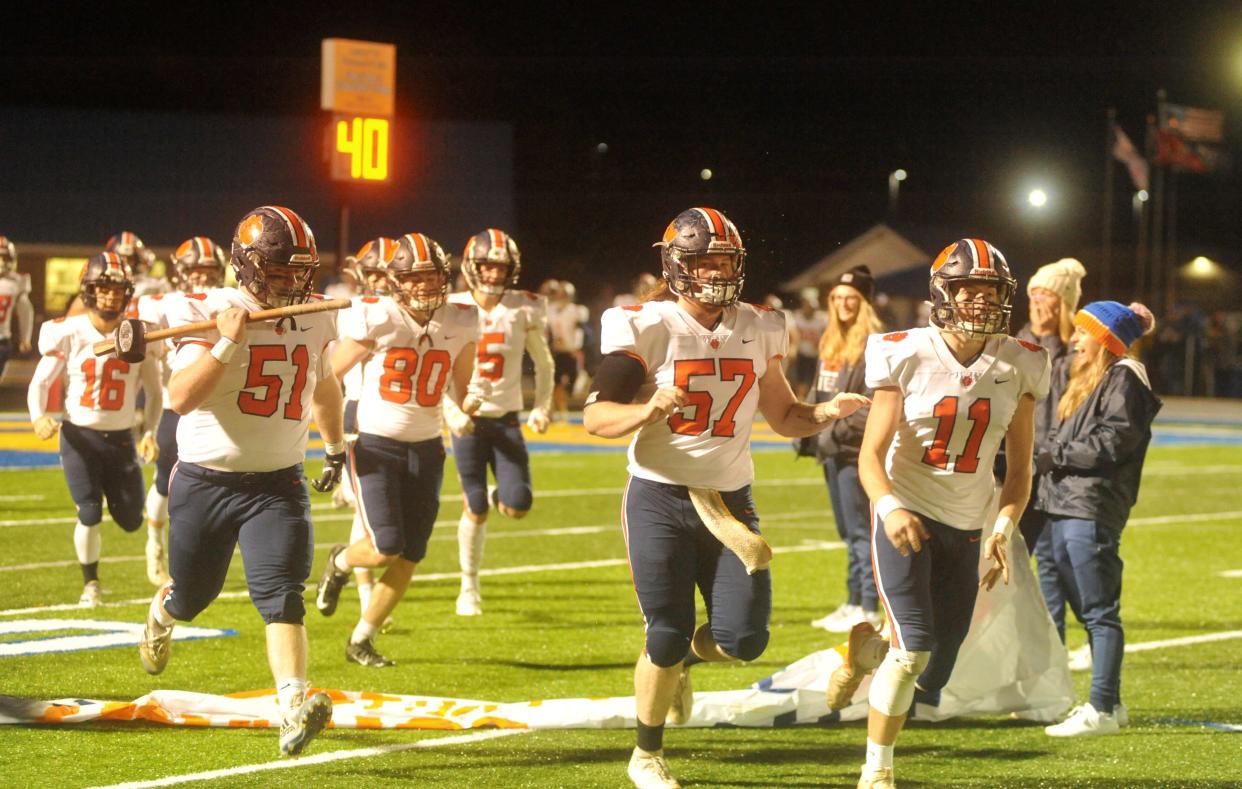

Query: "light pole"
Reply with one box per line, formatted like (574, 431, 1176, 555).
(887, 169, 907, 218)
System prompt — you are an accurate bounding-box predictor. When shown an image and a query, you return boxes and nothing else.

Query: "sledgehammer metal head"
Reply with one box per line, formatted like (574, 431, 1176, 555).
(114, 318, 147, 363)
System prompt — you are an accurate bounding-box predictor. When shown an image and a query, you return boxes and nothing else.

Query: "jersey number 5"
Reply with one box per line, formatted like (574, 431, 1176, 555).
(237, 344, 310, 420)
(921, 395, 991, 473)
(378, 347, 452, 406)
(667, 358, 756, 437)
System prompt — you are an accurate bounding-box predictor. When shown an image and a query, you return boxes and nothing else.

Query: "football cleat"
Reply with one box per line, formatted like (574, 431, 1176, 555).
(1067, 643, 1093, 672)
(346, 638, 395, 668)
(146, 540, 170, 587)
(665, 666, 693, 726)
(627, 747, 681, 789)
(1045, 703, 1120, 737)
(857, 766, 896, 789)
(139, 604, 174, 675)
(79, 580, 102, 608)
(455, 587, 483, 616)
(279, 692, 333, 757)
(827, 621, 890, 711)
(315, 545, 351, 617)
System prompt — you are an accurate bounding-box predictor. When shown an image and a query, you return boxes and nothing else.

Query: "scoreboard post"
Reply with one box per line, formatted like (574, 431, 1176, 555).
(321, 38, 396, 267)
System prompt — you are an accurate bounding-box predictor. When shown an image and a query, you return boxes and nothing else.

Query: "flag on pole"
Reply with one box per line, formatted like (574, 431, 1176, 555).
(1160, 103, 1225, 143)
(1111, 123, 1150, 190)
(1155, 131, 1229, 173)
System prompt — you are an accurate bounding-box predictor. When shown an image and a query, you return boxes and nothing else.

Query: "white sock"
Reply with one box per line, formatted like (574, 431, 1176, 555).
(150, 586, 175, 627)
(145, 485, 168, 525)
(333, 549, 351, 574)
(276, 677, 308, 716)
(357, 582, 373, 611)
(74, 522, 101, 565)
(458, 512, 486, 583)
(865, 739, 894, 772)
(350, 619, 378, 645)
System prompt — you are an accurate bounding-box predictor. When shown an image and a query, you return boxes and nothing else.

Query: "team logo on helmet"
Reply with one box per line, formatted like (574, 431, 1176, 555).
(230, 206, 319, 308)
(656, 207, 746, 307)
(389, 232, 450, 312)
(928, 238, 1016, 338)
(461, 229, 521, 295)
(80, 251, 136, 319)
(170, 237, 226, 294)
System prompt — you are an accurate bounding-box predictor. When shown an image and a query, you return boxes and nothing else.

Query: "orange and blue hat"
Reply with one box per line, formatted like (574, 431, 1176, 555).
(1074, 301, 1154, 355)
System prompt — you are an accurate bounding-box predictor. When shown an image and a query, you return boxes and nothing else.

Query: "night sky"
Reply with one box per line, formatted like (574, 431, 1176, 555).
(5, 4, 1242, 304)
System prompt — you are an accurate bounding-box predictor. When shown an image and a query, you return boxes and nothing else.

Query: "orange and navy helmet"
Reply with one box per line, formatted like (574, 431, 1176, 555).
(105, 230, 156, 276)
(929, 238, 1016, 338)
(656, 207, 746, 307)
(350, 237, 399, 295)
(0, 236, 16, 275)
(462, 229, 521, 295)
(230, 206, 319, 308)
(170, 236, 226, 294)
(80, 252, 135, 319)
(389, 232, 450, 311)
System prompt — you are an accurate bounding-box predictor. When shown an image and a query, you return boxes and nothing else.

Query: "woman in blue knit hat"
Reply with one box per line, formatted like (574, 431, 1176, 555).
(1037, 301, 1161, 737)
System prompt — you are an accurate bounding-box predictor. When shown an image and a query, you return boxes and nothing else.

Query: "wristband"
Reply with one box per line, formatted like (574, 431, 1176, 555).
(993, 515, 1015, 540)
(874, 494, 904, 522)
(324, 440, 347, 456)
(210, 336, 238, 364)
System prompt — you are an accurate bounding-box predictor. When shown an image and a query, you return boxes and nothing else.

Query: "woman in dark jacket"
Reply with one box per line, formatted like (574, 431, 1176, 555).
(808, 266, 884, 633)
(1038, 301, 1161, 738)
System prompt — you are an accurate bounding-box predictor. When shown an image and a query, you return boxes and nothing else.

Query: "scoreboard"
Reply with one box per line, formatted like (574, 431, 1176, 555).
(322, 39, 395, 184)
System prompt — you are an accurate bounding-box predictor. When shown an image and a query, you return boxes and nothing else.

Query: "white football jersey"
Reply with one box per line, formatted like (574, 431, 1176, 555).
(168, 288, 337, 472)
(37, 314, 147, 431)
(0, 273, 31, 341)
(136, 291, 189, 407)
(133, 274, 172, 299)
(547, 301, 589, 353)
(865, 327, 1051, 531)
(448, 289, 548, 416)
(600, 299, 787, 491)
(342, 297, 479, 442)
(337, 295, 377, 402)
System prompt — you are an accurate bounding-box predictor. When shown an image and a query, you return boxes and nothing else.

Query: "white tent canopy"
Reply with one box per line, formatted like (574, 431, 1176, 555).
(782, 223, 931, 292)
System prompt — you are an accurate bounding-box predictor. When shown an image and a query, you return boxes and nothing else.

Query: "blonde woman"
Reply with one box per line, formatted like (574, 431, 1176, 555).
(1037, 301, 1160, 737)
(809, 265, 885, 633)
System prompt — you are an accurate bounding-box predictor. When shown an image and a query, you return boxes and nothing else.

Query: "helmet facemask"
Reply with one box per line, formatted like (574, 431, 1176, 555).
(392, 269, 449, 313)
(663, 249, 746, 307)
(462, 230, 521, 296)
(235, 251, 316, 308)
(930, 276, 1015, 338)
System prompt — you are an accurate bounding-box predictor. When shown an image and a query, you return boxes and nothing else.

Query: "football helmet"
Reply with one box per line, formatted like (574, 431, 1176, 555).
(0, 236, 16, 276)
(928, 238, 1016, 338)
(656, 207, 746, 307)
(80, 252, 135, 319)
(388, 233, 450, 311)
(462, 229, 521, 295)
(230, 206, 319, 308)
(105, 231, 157, 276)
(351, 237, 399, 296)
(169, 236, 226, 294)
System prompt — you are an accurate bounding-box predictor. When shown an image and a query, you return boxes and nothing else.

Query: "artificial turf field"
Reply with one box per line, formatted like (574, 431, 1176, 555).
(2, 435, 1242, 787)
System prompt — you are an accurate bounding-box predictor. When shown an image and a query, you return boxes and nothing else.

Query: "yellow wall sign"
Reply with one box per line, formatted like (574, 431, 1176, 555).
(321, 38, 395, 116)
(331, 115, 390, 182)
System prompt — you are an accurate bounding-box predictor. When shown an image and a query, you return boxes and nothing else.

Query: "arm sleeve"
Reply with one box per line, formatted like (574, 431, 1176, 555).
(15, 292, 34, 345)
(587, 351, 646, 405)
(27, 353, 66, 421)
(1025, 347, 1052, 401)
(525, 318, 555, 412)
(140, 356, 163, 433)
(761, 308, 788, 362)
(339, 301, 370, 343)
(1048, 369, 1151, 474)
(863, 334, 897, 389)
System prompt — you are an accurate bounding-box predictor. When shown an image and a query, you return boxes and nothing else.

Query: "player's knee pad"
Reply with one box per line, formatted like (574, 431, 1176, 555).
(712, 628, 769, 663)
(645, 627, 691, 668)
(868, 648, 931, 717)
(499, 484, 532, 515)
(257, 588, 307, 626)
(145, 486, 168, 523)
(76, 502, 103, 527)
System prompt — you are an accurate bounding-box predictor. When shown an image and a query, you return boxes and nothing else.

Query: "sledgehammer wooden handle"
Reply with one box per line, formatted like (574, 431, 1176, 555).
(92, 298, 352, 356)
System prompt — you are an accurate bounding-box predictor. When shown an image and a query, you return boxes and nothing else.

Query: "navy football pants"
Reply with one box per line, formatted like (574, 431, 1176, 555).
(59, 421, 144, 530)
(450, 411, 533, 515)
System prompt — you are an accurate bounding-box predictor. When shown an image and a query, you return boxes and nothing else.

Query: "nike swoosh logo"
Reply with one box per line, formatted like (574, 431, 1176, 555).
(741, 338, 755, 344)
(297, 327, 312, 332)
(443, 335, 454, 340)
(994, 377, 1011, 384)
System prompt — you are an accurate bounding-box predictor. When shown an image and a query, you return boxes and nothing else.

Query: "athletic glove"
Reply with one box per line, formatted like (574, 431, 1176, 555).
(312, 442, 348, 493)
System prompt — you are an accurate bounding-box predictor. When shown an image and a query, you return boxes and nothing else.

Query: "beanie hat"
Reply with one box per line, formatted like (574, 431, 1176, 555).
(832, 265, 875, 303)
(1028, 258, 1087, 314)
(1074, 301, 1156, 356)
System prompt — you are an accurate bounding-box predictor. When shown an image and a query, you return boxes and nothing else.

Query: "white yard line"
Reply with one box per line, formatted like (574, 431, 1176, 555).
(1127, 510, 1242, 526)
(0, 494, 43, 501)
(88, 727, 528, 789)
(1125, 630, 1242, 653)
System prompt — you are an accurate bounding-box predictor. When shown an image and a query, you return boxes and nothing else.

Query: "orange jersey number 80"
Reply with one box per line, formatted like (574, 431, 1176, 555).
(378, 347, 453, 406)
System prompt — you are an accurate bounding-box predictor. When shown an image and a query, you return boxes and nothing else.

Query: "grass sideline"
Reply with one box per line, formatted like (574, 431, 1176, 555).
(1, 446, 1241, 787)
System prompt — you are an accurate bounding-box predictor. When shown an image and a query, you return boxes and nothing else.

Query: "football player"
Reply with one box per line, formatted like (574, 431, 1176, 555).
(135, 237, 227, 586)
(444, 229, 555, 616)
(27, 252, 162, 606)
(544, 279, 591, 423)
(583, 207, 867, 789)
(316, 232, 481, 666)
(107, 231, 170, 298)
(136, 206, 342, 758)
(0, 236, 35, 378)
(841, 239, 1048, 788)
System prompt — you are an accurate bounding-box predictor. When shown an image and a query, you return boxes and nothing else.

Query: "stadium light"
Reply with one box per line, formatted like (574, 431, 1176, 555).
(1027, 188, 1048, 208)
(700, 168, 713, 181)
(888, 169, 908, 216)
(596, 142, 609, 154)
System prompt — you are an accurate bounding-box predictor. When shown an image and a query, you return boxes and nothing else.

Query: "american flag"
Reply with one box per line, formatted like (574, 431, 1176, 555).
(1160, 103, 1225, 143)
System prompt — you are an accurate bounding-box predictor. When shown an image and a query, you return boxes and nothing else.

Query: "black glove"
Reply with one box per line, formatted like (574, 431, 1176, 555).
(312, 450, 347, 493)
(1034, 449, 1055, 477)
